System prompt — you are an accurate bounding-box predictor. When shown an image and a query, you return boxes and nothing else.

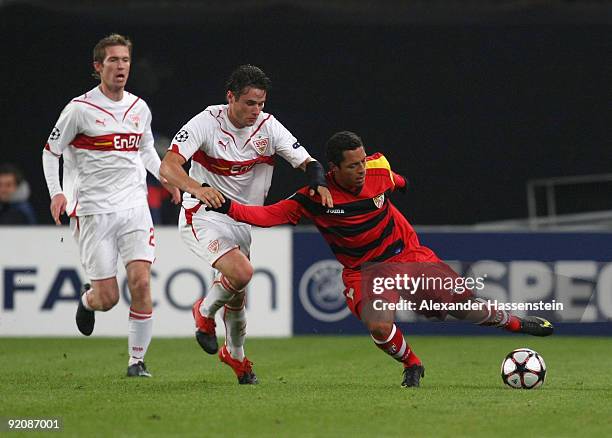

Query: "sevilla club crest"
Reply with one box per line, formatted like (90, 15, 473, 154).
(373, 193, 385, 209)
(253, 137, 269, 155)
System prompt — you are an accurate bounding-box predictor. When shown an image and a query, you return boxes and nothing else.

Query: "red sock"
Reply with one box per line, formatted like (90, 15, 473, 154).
(504, 315, 521, 332)
(372, 324, 421, 367)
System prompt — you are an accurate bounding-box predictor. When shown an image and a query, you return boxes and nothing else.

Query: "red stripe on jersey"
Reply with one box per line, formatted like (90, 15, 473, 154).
(122, 97, 140, 121)
(244, 114, 272, 147)
(43, 143, 60, 157)
(304, 181, 409, 269)
(169, 144, 187, 161)
(192, 150, 274, 176)
(71, 133, 142, 151)
(72, 100, 118, 121)
(208, 109, 237, 148)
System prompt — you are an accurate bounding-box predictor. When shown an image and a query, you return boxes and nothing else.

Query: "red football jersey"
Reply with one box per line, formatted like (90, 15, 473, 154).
(228, 153, 434, 269)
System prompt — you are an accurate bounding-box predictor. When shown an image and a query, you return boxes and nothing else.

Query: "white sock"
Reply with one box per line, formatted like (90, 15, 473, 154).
(199, 277, 233, 318)
(81, 290, 93, 311)
(128, 308, 153, 365)
(224, 304, 246, 361)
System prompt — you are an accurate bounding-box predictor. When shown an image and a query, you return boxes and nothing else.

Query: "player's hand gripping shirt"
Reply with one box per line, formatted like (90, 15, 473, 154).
(44, 86, 157, 216)
(227, 153, 435, 269)
(168, 104, 310, 221)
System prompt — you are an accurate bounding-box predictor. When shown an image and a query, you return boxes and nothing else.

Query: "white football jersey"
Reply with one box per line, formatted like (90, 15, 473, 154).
(169, 104, 310, 218)
(45, 86, 155, 216)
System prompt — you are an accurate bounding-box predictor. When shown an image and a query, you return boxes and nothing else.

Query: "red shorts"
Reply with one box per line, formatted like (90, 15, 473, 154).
(341, 246, 473, 320)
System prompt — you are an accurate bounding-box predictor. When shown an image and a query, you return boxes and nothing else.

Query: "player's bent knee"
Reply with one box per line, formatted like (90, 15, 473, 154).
(92, 280, 120, 311)
(128, 275, 150, 296)
(215, 249, 254, 291)
(99, 293, 120, 311)
(366, 321, 394, 340)
(128, 285, 152, 311)
(228, 264, 253, 291)
(231, 273, 252, 291)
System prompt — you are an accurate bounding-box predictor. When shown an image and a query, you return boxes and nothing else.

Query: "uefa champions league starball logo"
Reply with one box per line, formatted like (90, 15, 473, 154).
(299, 260, 351, 322)
(49, 126, 61, 141)
(174, 130, 189, 142)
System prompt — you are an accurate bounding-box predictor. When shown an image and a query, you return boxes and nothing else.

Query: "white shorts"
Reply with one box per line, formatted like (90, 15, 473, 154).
(71, 205, 155, 280)
(179, 205, 251, 267)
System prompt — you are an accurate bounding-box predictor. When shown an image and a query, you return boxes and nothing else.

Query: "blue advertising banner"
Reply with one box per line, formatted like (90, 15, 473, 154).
(292, 230, 612, 335)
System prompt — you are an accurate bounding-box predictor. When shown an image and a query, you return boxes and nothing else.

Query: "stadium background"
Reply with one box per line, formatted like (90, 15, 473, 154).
(2, 0, 611, 225)
(1, 2, 612, 436)
(1, 1, 610, 339)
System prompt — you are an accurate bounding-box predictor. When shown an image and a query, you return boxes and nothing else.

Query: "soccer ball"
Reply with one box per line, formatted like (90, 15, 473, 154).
(501, 348, 546, 389)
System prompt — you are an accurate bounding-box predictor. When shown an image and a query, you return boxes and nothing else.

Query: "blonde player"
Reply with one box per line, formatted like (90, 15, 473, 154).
(42, 34, 180, 377)
(160, 65, 332, 384)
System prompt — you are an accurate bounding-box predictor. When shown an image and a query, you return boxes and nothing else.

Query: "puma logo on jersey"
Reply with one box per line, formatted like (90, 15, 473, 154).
(326, 208, 345, 214)
(95, 119, 106, 126)
(218, 140, 229, 150)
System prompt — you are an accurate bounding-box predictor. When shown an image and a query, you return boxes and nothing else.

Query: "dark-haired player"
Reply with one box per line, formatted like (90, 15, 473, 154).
(160, 65, 332, 384)
(206, 130, 554, 387)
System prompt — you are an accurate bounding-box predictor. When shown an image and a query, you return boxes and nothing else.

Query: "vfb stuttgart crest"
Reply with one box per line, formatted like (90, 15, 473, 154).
(207, 239, 220, 254)
(373, 193, 385, 209)
(252, 137, 269, 155)
(129, 114, 140, 129)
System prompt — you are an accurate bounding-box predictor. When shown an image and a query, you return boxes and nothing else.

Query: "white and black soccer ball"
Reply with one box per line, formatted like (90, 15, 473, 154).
(501, 348, 546, 389)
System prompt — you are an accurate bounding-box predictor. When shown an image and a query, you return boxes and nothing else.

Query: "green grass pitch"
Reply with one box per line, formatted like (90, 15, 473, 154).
(1, 336, 611, 437)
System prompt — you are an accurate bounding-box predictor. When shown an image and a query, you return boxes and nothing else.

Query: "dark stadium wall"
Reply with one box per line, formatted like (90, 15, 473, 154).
(3, 3, 610, 225)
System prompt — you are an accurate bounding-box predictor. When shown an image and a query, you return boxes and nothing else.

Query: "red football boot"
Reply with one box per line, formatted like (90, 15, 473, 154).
(192, 298, 218, 354)
(218, 344, 258, 384)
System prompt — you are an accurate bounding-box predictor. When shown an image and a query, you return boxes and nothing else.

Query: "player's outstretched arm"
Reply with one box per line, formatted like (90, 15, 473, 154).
(160, 151, 224, 208)
(208, 197, 303, 228)
(230, 199, 302, 227)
